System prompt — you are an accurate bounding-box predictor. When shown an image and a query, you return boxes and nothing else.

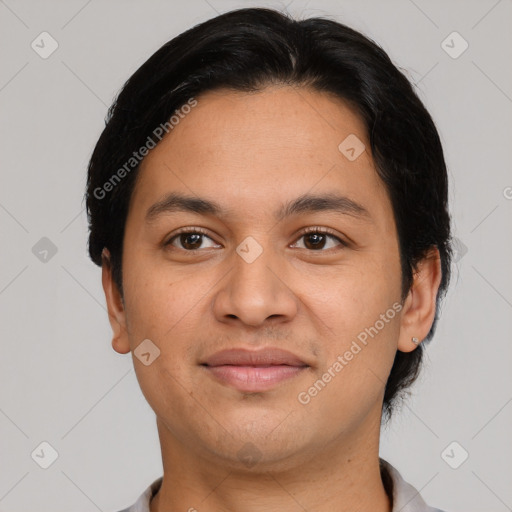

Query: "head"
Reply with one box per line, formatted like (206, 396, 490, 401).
(85, 7, 452, 466)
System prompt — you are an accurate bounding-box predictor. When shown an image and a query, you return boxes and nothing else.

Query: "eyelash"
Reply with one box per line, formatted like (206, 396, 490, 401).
(164, 226, 348, 252)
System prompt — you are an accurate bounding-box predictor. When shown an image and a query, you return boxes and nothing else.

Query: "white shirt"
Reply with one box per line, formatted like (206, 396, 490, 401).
(115, 458, 447, 512)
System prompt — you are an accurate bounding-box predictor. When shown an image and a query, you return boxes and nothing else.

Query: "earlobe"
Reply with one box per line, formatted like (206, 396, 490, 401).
(101, 248, 131, 355)
(397, 247, 442, 353)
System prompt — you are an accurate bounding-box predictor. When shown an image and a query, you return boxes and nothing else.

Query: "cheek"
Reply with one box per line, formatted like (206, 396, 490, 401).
(121, 254, 193, 345)
(303, 257, 401, 333)
(122, 267, 204, 418)
(298, 291, 401, 432)
(299, 251, 402, 389)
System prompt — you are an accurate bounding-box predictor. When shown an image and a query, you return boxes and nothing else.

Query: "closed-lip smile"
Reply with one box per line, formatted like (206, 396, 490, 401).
(201, 347, 310, 392)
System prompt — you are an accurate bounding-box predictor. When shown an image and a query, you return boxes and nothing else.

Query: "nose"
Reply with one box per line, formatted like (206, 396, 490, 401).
(211, 236, 299, 327)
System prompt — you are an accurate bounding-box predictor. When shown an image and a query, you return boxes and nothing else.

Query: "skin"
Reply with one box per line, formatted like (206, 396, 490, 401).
(102, 85, 442, 512)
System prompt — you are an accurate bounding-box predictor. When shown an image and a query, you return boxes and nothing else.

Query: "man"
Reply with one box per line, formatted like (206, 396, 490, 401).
(85, 7, 452, 512)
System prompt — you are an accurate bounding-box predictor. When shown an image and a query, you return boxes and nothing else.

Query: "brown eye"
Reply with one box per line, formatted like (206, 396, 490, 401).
(292, 228, 347, 251)
(176, 233, 203, 250)
(165, 229, 219, 251)
(303, 232, 329, 250)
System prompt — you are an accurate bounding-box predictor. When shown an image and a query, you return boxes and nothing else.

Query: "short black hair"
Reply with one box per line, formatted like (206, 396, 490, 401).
(85, 7, 453, 423)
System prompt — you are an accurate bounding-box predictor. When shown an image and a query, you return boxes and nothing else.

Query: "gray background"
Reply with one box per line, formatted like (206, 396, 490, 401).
(1, 0, 511, 510)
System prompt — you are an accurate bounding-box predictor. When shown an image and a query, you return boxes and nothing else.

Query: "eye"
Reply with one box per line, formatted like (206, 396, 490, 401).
(164, 228, 219, 251)
(291, 227, 347, 251)
(164, 226, 348, 252)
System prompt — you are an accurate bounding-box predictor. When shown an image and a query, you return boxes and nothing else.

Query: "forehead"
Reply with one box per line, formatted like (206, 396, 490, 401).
(128, 85, 392, 227)
(168, 85, 369, 158)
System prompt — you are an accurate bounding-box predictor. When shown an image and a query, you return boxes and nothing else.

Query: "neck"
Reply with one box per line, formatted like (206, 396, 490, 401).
(150, 411, 391, 512)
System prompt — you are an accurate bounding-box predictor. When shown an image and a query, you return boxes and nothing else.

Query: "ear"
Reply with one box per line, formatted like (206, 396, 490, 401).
(397, 247, 442, 353)
(101, 248, 131, 354)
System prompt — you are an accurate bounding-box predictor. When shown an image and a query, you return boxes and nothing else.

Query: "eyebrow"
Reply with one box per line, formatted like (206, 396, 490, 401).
(145, 192, 372, 224)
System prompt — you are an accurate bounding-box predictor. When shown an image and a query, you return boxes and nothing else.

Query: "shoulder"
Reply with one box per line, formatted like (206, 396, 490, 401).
(112, 476, 163, 512)
(380, 458, 450, 512)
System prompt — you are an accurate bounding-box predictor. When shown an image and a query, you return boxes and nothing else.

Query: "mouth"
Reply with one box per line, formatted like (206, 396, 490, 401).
(200, 347, 310, 392)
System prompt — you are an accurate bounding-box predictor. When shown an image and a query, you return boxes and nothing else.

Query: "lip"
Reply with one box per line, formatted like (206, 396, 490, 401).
(201, 348, 310, 392)
(203, 347, 307, 367)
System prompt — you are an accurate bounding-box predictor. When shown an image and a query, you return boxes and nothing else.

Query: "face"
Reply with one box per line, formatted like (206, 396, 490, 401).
(103, 85, 435, 471)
